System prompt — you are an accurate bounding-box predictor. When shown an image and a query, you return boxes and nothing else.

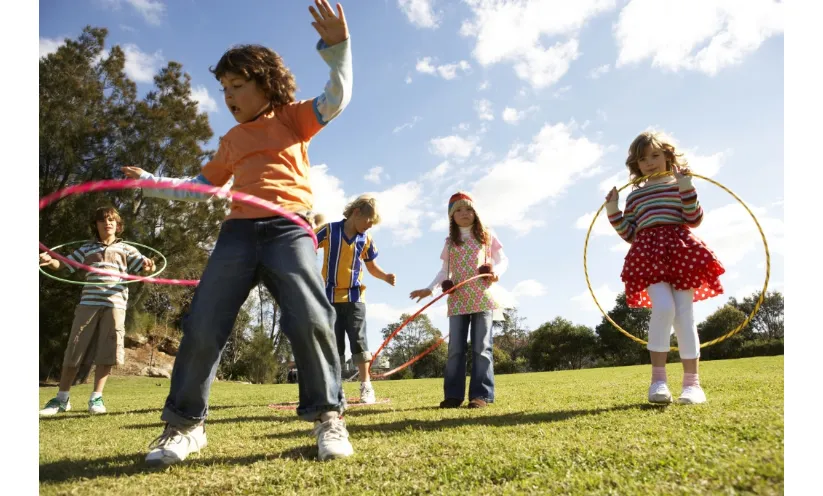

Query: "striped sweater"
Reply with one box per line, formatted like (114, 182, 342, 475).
(607, 180, 703, 243)
(64, 239, 147, 309)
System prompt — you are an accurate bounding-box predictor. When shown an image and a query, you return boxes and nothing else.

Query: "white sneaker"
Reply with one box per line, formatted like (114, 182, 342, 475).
(678, 385, 707, 405)
(40, 397, 71, 416)
(360, 382, 376, 404)
(88, 396, 107, 415)
(648, 381, 673, 404)
(145, 424, 207, 466)
(312, 417, 354, 461)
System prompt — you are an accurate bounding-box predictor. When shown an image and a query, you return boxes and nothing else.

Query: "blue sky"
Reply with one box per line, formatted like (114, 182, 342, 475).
(39, 0, 785, 358)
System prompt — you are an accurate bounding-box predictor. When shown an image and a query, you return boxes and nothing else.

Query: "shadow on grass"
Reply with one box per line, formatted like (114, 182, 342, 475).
(120, 413, 303, 431)
(39, 448, 322, 484)
(264, 402, 662, 439)
(38, 404, 277, 422)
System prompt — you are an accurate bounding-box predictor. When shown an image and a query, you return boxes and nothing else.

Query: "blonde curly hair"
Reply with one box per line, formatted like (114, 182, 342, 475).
(343, 194, 381, 225)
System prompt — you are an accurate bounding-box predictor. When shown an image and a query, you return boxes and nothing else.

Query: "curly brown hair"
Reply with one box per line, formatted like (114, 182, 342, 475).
(210, 44, 297, 108)
(449, 208, 489, 247)
(626, 131, 688, 188)
(89, 206, 123, 240)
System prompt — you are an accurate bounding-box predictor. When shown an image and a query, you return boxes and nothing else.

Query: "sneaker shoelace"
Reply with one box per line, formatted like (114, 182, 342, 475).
(314, 419, 348, 442)
(148, 425, 185, 450)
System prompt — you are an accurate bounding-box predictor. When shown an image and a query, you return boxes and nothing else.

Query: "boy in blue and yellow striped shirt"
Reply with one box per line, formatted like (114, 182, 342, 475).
(315, 195, 395, 404)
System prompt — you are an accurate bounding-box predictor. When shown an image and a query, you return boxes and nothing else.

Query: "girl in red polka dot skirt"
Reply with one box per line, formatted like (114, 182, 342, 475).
(605, 131, 725, 406)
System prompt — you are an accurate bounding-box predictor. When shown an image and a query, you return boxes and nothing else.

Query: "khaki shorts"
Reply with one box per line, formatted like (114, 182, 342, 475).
(62, 305, 126, 368)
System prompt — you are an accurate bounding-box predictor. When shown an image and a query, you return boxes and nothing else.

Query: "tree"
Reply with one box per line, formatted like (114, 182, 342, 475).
(380, 314, 442, 370)
(409, 337, 448, 378)
(727, 290, 784, 340)
(39, 27, 226, 379)
(595, 292, 653, 366)
(697, 305, 749, 360)
(527, 317, 598, 371)
(493, 307, 530, 362)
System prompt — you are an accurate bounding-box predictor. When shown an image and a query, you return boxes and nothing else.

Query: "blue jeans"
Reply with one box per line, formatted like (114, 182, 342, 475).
(443, 311, 495, 403)
(333, 302, 371, 365)
(161, 216, 344, 424)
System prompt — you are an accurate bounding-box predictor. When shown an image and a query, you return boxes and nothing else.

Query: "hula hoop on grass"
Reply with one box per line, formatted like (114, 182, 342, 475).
(583, 170, 770, 351)
(369, 274, 492, 379)
(38, 179, 317, 286)
(39, 240, 167, 285)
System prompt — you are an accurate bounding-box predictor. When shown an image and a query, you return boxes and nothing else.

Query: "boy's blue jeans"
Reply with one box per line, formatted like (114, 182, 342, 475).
(160, 216, 344, 425)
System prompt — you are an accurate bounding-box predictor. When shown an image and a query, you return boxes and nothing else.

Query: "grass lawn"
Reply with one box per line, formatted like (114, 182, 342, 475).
(39, 355, 783, 495)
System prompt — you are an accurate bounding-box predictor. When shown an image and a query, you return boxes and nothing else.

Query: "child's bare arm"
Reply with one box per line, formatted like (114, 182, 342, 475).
(365, 260, 395, 286)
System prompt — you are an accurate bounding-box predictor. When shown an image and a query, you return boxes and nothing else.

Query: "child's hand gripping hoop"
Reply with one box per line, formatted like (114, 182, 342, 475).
(39, 179, 318, 286)
(369, 273, 492, 379)
(583, 170, 771, 351)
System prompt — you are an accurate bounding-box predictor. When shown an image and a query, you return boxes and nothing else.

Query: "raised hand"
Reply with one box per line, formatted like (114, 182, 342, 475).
(309, 0, 349, 46)
(121, 166, 146, 179)
(605, 186, 619, 204)
(385, 273, 397, 286)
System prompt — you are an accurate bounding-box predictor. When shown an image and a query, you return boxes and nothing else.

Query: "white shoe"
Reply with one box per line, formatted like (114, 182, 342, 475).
(145, 424, 207, 466)
(88, 396, 107, 415)
(648, 381, 673, 404)
(39, 397, 71, 416)
(678, 385, 707, 405)
(360, 382, 376, 404)
(312, 417, 354, 461)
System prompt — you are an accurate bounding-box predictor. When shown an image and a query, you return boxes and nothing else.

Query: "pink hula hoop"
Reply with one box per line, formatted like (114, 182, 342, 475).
(369, 274, 492, 379)
(39, 179, 318, 286)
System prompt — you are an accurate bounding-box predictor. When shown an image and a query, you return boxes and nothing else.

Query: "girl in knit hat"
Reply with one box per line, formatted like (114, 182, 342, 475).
(409, 191, 508, 408)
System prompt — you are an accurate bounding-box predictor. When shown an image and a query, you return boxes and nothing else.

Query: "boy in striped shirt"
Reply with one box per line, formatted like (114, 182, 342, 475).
(39, 206, 155, 416)
(315, 195, 395, 403)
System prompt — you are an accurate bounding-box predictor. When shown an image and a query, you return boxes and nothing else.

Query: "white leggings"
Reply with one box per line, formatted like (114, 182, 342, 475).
(646, 282, 700, 359)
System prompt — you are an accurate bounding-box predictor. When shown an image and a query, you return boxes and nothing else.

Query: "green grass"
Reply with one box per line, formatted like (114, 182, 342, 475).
(39, 356, 783, 495)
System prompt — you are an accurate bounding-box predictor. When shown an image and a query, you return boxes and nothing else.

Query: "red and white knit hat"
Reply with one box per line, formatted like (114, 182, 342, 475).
(448, 191, 474, 218)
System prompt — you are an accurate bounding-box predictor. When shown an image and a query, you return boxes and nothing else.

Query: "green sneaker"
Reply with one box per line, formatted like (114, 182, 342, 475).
(40, 397, 71, 417)
(88, 396, 107, 415)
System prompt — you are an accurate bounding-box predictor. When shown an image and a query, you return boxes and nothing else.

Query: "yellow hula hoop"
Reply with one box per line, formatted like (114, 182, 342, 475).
(583, 171, 770, 351)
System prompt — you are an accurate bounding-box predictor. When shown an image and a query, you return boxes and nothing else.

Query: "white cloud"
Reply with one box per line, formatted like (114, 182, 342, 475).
(310, 164, 348, 221)
(416, 57, 472, 80)
(575, 209, 614, 238)
(190, 85, 219, 114)
(588, 63, 611, 79)
(460, 0, 616, 88)
(614, 0, 784, 75)
(405, 74, 413, 84)
(126, 0, 166, 25)
(512, 279, 547, 298)
(430, 217, 450, 232)
(398, 0, 441, 29)
(502, 105, 538, 124)
(393, 116, 422, 133)
(572, 284, 620, 313)
(429, 135, 480, 159)
(39, 37, 64, 58)
(478, 80, 490, 91)
(122, 44, 164, 82)
(470, 121, 605, 232)
(475, 99, 494, 121)
(693, 202, 784, 266)
(39, 37, 162, 83)
(422, 161, 451, 181)
(102, 0, 166, 25)
(364, 166, 386, 184)
(598, 171, 626, 194)
(552, 85, 572, 99)
(372, 182, 426, 244)
(683, 149, 727, 178)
